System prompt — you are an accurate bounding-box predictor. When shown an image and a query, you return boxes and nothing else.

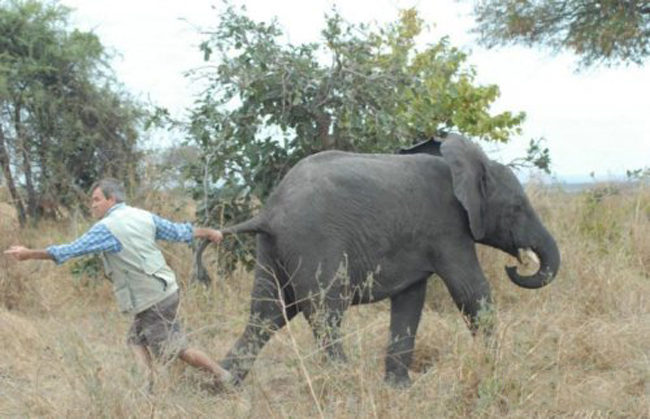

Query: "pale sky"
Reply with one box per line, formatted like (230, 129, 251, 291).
(61, 0, 650, 181)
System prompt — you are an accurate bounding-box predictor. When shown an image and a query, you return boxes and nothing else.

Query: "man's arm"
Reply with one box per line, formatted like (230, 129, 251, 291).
(46, 223, 121, 264)
(193, 227, 223, 244)
(4, 246, 54, 261)
(152, 215, 223, 244)
(4, 223, 121, 265)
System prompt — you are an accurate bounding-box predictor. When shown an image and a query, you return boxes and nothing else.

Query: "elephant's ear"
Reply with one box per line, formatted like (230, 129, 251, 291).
(440, 134, 491, 240)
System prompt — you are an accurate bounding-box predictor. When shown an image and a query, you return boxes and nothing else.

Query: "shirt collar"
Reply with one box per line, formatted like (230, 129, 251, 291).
(104, 202, 126, 218)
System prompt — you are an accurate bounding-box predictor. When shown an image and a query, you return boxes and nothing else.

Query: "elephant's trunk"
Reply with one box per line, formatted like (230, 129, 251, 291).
(506, 229, 560, 289)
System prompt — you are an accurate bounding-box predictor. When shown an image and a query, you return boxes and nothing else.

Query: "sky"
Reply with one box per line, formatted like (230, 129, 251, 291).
(60, 0, 650, 182)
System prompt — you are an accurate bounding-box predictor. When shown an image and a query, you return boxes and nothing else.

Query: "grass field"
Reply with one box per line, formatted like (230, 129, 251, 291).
(0, 182, 648, 418)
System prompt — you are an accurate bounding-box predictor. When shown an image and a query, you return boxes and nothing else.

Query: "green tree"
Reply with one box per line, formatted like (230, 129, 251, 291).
(469, 0, 650, 68)
(187, 6, 526, 275)
(0, 0, 143, 226)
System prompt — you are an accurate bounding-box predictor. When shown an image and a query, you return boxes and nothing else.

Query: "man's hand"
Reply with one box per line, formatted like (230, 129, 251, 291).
(194, 228, 224, 244)
(4, 246, 33, 261)
(205, 229, 223, 244)
(4, 246, 53, 262)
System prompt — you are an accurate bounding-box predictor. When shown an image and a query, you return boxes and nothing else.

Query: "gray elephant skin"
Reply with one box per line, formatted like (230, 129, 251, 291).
(197, 133, 560, 387)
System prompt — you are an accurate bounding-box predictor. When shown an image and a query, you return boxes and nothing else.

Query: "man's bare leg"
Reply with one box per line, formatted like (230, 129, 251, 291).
(179, 347, 232, 386)
(130, 344, 155, 392)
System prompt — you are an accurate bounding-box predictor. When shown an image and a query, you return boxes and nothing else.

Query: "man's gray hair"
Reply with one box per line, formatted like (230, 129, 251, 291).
(91, 178, 126, 203)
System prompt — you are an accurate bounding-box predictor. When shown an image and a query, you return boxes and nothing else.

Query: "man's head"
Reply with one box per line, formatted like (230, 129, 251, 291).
(90, 178, 125, 218)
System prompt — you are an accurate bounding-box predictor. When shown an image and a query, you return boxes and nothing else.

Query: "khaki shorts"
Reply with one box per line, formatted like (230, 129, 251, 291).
(127, 291, 188, 361)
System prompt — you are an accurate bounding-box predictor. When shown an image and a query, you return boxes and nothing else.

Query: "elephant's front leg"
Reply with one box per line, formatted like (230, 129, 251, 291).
(385, 279, 428, 388)
(435, 243, 493, 335)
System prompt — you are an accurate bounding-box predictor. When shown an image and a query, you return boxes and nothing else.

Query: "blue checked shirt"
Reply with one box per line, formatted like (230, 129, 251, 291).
(47, 204, 194, 264)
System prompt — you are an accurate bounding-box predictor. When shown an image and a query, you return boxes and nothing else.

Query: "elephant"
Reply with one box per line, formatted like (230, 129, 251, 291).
(196, 133, 560, 387)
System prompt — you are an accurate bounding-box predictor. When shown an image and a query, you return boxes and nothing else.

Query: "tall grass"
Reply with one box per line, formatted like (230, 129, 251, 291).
(0, 183, 648, 418)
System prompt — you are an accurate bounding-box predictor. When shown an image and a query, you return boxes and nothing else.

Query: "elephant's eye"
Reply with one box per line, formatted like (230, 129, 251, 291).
(508, 200, 527, 219)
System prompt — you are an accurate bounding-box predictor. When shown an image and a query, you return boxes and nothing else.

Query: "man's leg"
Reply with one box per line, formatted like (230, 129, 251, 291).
(179, 347, 232, 386)
(141, 293, 233, 390)
(129, 343, 155, 392)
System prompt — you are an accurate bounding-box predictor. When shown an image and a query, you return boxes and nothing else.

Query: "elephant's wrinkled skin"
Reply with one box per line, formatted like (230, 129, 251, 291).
(197, 133, 560, 387)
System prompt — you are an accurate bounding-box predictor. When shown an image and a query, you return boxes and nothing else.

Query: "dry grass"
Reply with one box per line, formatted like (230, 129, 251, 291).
(0, 183, 648, 418)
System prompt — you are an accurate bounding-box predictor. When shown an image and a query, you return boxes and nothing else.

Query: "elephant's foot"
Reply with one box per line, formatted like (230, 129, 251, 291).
(219, 357, 248, 386)
(385, 352, 414, 388)
(384, 371, 411, 389)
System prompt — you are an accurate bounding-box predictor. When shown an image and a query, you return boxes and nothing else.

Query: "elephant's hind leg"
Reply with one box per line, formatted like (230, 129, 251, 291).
(300, 258, 352, 364)
(220, 241, 299, 384)
(385, 279, 427, 387)
(303, 301, 348, 363)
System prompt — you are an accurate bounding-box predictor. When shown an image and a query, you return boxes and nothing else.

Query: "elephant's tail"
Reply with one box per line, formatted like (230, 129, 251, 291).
(192, 216, 268, 284)
(220, 215, 269, 235)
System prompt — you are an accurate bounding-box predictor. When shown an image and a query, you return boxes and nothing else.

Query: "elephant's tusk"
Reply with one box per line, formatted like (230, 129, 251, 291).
(517, 248, 540, 267)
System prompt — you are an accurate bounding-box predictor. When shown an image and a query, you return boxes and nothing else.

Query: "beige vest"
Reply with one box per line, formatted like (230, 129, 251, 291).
(100, 205, 178, 314)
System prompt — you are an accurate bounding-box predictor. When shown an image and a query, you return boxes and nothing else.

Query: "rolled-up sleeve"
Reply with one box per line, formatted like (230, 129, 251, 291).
(152, 215, 194, 243)
(46, 223, 122, 264)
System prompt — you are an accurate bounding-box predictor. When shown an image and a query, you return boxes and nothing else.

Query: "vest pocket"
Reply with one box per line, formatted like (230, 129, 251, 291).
(153, 274, 168, 291)
(142, 254, 166, 275)
(113, 285, 135, 313)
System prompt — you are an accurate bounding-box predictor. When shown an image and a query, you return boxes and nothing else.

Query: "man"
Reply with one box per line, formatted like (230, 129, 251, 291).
(4, 178, 231, 392)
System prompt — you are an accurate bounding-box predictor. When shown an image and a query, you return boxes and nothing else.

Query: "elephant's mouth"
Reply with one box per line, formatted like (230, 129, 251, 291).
(507, 248, 541, 277)
(516, 248, 539, 267)
(505, 235, 560, 289)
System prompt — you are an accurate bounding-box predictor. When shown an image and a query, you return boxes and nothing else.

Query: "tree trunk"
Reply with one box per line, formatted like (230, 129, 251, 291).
(14, 102, 38, 220)
(316, 112, 334, 150)
(0, 124, 27, 227)
(36, 133, 51, 219)
(38, 133, 49, 184)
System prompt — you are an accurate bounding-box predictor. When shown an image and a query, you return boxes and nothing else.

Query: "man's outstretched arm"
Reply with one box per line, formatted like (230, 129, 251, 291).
(4, 246, 54, 261)
(4, 223, 121, 264)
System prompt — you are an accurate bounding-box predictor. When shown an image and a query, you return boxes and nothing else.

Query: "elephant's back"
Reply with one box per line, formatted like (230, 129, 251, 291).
(278, 150, 447, 192)
(262, 151, 454, 234)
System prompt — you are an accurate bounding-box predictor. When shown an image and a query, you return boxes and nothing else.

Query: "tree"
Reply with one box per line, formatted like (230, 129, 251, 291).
(0, 0, 144, 226)
(469, 0, 650, 68)
(186, 5, 526, 275)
